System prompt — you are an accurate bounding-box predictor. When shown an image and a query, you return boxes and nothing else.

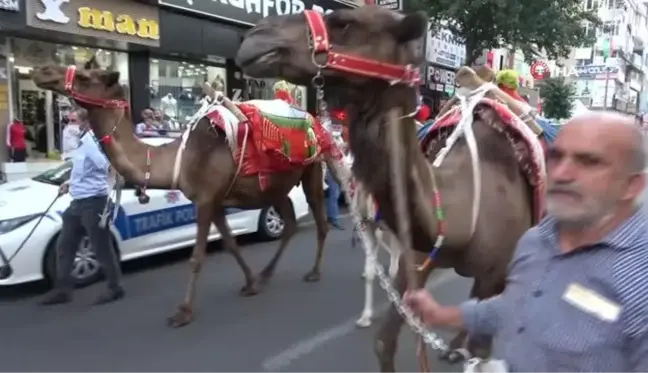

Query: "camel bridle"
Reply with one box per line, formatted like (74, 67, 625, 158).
(303, 10, 421, 85)
(64, 65, 153, 204)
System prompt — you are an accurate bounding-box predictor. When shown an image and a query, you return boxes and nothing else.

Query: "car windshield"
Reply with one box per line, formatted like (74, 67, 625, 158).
(32, 161, 72, 186)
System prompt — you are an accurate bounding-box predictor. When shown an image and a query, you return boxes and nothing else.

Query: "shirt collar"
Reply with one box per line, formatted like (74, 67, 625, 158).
(538, 207, 648, 253)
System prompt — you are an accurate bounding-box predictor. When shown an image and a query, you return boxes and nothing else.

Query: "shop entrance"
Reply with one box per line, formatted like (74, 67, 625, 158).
(12, 66, 58, 158)
(8, 38, 128, 160)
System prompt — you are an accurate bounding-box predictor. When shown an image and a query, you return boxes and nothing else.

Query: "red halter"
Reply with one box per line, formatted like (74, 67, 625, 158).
(303, 10, 420, 86)
(64, 65, 129, 109)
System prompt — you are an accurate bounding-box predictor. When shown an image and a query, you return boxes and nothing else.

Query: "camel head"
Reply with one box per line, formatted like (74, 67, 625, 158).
(31, 56, 125, 109)
(236, 6, 427, 88)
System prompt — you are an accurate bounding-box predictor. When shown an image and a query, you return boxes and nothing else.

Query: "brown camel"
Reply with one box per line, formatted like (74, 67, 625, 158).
(31, 58, 337, 328)
(236, 7, 542, 371)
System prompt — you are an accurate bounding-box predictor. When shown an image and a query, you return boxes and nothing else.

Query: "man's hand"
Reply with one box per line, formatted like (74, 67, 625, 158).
(403, 289, 463, 328)
(58, 183, 69, 196)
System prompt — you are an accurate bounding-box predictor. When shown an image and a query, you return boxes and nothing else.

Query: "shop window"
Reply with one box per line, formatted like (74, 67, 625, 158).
(246, 78, 307, 110)
(149, 58, 227, 128)
(8, 38, 129, 159)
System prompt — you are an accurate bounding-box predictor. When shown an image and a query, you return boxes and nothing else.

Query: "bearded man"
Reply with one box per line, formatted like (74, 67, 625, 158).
(404, 112, 648, 371)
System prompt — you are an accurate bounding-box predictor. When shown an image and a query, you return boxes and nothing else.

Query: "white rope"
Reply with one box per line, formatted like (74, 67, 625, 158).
(431, 82, 494, 237)
(171, 127, 191, 189)
(170, 95, 223, 190)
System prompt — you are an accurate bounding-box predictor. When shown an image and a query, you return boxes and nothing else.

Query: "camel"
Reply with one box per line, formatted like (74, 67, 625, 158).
(236, 7, 546, 371)
(31, 58, 341, 328)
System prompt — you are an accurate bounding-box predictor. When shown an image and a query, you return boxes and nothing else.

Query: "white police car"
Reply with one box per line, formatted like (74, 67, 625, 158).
(0, 136, 309, 287)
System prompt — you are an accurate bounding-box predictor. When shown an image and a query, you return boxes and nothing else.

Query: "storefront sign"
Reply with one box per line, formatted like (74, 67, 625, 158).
(568, 64, 618, 80)
(159, 0, 356, 26)
(529, 61, 549, 80)
(26, 0, 160, 47)
(426, 64, 456, 95)
(0, 0, 19, 12)
(426, 28, 465, 69)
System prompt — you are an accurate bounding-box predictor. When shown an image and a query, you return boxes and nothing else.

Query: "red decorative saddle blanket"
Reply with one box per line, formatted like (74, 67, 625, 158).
(420, 98, 546, 223)
(206, 103, 336, 190)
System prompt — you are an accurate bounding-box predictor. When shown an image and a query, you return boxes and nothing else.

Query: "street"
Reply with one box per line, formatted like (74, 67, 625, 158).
(0, 216, 470, 372)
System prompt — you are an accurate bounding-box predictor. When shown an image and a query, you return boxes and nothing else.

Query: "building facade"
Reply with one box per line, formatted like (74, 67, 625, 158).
(553, 0, 648, 113)
(421, 27, 465, 116)
(0, 0, 356, 162)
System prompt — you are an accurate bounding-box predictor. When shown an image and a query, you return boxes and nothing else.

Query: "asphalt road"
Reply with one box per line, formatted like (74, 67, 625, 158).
(0, 215, 471, 372)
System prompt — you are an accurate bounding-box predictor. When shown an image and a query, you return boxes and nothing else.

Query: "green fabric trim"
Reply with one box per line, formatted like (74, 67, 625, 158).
(262, 112, 312, 131)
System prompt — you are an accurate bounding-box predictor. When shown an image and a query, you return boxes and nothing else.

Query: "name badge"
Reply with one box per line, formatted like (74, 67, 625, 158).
(562, 283, 621, 322)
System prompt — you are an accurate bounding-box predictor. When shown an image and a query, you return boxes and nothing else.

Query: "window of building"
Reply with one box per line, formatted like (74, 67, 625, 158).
(149, 58, 227, 129)
(585, 0, 599, 10)
(8, 38, 129, 158)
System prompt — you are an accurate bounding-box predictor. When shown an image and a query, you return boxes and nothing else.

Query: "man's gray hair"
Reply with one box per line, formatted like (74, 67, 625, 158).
(75, 108, 89, 122)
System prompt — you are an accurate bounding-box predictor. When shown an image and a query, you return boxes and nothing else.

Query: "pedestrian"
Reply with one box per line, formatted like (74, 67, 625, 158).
(39, 108, 124, 306)
(61, 111, 81, 161)
(325, 167, 344, 230)
(404, 111, 648, 372)
(152, 108, 170, 131)
(135, 108, 156, 136)
(5, 118, 30, 162)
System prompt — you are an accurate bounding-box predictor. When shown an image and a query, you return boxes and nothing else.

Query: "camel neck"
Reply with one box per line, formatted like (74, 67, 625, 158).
(86, 107, 180, 189)
(345, 85, 420, 187)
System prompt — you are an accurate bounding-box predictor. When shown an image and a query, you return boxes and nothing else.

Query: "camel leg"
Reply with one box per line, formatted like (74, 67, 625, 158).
(212, 207, 259, 296)
(302, 164, 329, 282)
(439, 279, 478, 364)
(259, 196, 297, 282)
(438, 279, 476, 362)
(357, 229, 379, 328)
(167, 203, 214, 328)
(465, 278, 504, 360)
(380, 230, 401, 279)
(374, 256, 434, 372)
(440, 277, 503, 364)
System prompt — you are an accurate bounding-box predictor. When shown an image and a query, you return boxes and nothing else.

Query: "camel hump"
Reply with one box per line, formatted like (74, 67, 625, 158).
(245, 99, 309, 120)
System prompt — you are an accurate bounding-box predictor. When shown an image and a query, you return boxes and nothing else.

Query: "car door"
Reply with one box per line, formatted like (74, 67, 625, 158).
(115, 185, 195, 258)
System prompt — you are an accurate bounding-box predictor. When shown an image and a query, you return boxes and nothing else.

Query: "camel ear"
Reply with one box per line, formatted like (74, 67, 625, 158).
(99, 71, 120, 87)
(392, 12, 428, 43)
(326, 9, 354, 27)
(84, 55, 99, 70)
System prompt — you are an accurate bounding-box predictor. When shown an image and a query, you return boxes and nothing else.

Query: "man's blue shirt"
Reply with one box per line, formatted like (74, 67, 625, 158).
(459, 209, 648, 371)
(69, 130, 109, 200)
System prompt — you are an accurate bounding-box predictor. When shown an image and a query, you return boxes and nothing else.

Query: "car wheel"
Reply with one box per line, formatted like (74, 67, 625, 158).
(44, 234, 114, 288)
(257, 206, 285, 241)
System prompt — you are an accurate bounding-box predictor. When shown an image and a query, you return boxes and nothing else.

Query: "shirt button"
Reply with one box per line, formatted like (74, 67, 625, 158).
(533, 290, 543, 297)
(517, 326, 526, 334)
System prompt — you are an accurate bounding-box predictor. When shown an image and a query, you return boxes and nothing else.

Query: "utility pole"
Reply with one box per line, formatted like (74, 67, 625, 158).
(602, 36, 613, 109)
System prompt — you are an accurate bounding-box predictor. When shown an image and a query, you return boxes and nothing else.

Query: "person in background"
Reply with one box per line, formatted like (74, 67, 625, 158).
(40, 108, 124, 306)
(152, 108, 170, 132)
(6, 118, 31, 162)
(404, 112, 648, 372)
(135, 108, 156, 136)
(61, 111, 82, 161)
(325, 166, 344, 230)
